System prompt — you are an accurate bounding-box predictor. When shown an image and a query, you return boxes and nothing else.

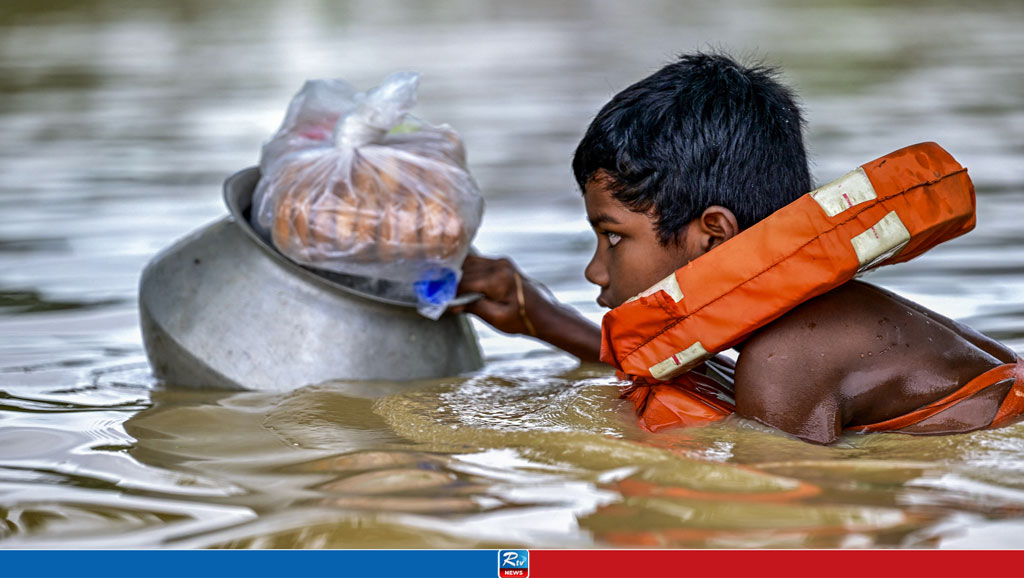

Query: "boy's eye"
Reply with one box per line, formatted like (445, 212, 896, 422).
(606, 232, 622, 247)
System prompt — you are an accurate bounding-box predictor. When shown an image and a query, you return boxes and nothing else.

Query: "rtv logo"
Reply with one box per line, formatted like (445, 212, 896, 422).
(497, 549, 529, 577)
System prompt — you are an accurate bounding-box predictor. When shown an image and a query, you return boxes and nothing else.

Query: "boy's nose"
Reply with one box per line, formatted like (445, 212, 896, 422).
(585, 253, 609, 288)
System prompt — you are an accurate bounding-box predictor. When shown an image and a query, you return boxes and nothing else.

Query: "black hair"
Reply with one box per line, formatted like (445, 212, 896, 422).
(572, 52, 811, 244)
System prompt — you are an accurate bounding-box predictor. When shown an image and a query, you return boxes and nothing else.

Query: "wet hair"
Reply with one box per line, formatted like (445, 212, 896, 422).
(573, 52, 811, 244)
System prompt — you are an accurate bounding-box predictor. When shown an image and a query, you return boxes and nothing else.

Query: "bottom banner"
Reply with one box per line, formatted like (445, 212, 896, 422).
(1, 549, 1023, 578)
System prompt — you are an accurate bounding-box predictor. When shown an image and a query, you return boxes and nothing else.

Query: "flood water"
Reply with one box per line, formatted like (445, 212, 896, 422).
(2, 0, 1024, 548)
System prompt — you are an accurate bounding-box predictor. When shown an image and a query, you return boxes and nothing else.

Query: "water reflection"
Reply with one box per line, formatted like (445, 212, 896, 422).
(1, 0, 1023, 548)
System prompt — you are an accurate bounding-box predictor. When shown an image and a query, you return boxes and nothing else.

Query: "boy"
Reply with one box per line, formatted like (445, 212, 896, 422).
(453, 52, 1021, 445)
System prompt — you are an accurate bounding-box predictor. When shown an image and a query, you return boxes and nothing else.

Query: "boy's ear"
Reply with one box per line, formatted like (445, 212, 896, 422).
(698, 205, 740, 252)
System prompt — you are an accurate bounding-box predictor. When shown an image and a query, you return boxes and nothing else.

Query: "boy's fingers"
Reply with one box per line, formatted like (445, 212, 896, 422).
(465, 297, 514, 326)
(461, 254, 497, 273)
(462, 254, 515, 277)
(459, 273, 513, 304)
(457, 275, 493, 298)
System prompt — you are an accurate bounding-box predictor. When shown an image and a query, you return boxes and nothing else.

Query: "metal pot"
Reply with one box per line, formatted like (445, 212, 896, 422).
(138, 167, 483, 391)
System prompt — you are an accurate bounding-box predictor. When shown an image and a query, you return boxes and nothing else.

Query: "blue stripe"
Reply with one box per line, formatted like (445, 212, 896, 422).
(0, 550, 501, 578)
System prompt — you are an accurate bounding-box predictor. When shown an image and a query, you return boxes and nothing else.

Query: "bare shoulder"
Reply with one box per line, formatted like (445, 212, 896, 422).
(733, 280, 1012, 444)
(853, 282, 1017, 363)
(733, 284, 862, 444)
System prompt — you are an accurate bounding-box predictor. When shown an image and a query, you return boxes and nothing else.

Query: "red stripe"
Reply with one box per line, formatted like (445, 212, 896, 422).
(529, 550, 1024, 578)
(671, 354, 680, 365)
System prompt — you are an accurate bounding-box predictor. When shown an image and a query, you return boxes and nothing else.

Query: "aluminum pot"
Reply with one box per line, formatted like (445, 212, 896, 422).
(139, 167, 483, 391)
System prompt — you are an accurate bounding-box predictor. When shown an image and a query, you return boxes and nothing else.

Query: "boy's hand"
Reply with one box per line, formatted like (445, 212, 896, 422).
(451, 255, 541, 336)
(452, 254, 603, 363)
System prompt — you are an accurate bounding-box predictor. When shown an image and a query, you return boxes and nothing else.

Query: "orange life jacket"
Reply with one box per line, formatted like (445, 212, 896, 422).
(603, 142, 976, 429)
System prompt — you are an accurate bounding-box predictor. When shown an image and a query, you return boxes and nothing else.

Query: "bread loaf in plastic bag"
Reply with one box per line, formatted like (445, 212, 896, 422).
(251, 72, 484, 318)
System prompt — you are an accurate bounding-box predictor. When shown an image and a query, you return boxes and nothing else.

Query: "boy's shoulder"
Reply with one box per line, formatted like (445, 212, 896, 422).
(731, 281, 881, 443)
(732, 280, 1014, 444)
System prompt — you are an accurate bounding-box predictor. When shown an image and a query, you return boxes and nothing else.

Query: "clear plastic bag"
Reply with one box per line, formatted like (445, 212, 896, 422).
(252, 72, 484, 319)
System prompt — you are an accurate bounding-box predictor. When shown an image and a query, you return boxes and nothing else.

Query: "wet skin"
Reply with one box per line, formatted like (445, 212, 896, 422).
(457, 175, 1018, 444)
(737, 280, 1017, 444)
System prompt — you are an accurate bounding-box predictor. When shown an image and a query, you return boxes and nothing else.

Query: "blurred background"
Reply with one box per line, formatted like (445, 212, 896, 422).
(1, 0, 1023, 549)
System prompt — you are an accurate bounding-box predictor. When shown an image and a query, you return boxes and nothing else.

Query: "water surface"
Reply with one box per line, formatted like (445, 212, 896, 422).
(2, 0, 1024, 548)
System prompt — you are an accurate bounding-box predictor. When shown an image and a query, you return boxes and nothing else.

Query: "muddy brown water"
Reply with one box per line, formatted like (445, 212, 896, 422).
(1, 0, 1023, 548)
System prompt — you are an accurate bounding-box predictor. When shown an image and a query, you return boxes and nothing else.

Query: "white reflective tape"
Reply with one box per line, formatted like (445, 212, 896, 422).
(851, 211, 911, 271)
(626, 272, 684, 304)
(809, 167, 878, 218)
(649, 341, 709, 381)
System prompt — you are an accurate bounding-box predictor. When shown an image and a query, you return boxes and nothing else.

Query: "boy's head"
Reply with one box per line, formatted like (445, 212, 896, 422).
(575, 52, 811, 308)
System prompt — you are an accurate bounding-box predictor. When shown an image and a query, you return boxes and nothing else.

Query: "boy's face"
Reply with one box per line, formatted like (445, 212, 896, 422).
(583, 174, 701, 308)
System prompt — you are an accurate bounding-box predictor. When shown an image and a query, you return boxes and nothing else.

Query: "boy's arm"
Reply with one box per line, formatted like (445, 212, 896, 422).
(735, 354, 844, 445)
(734, 319, 845, 445)
(451, 255, 603, 363)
